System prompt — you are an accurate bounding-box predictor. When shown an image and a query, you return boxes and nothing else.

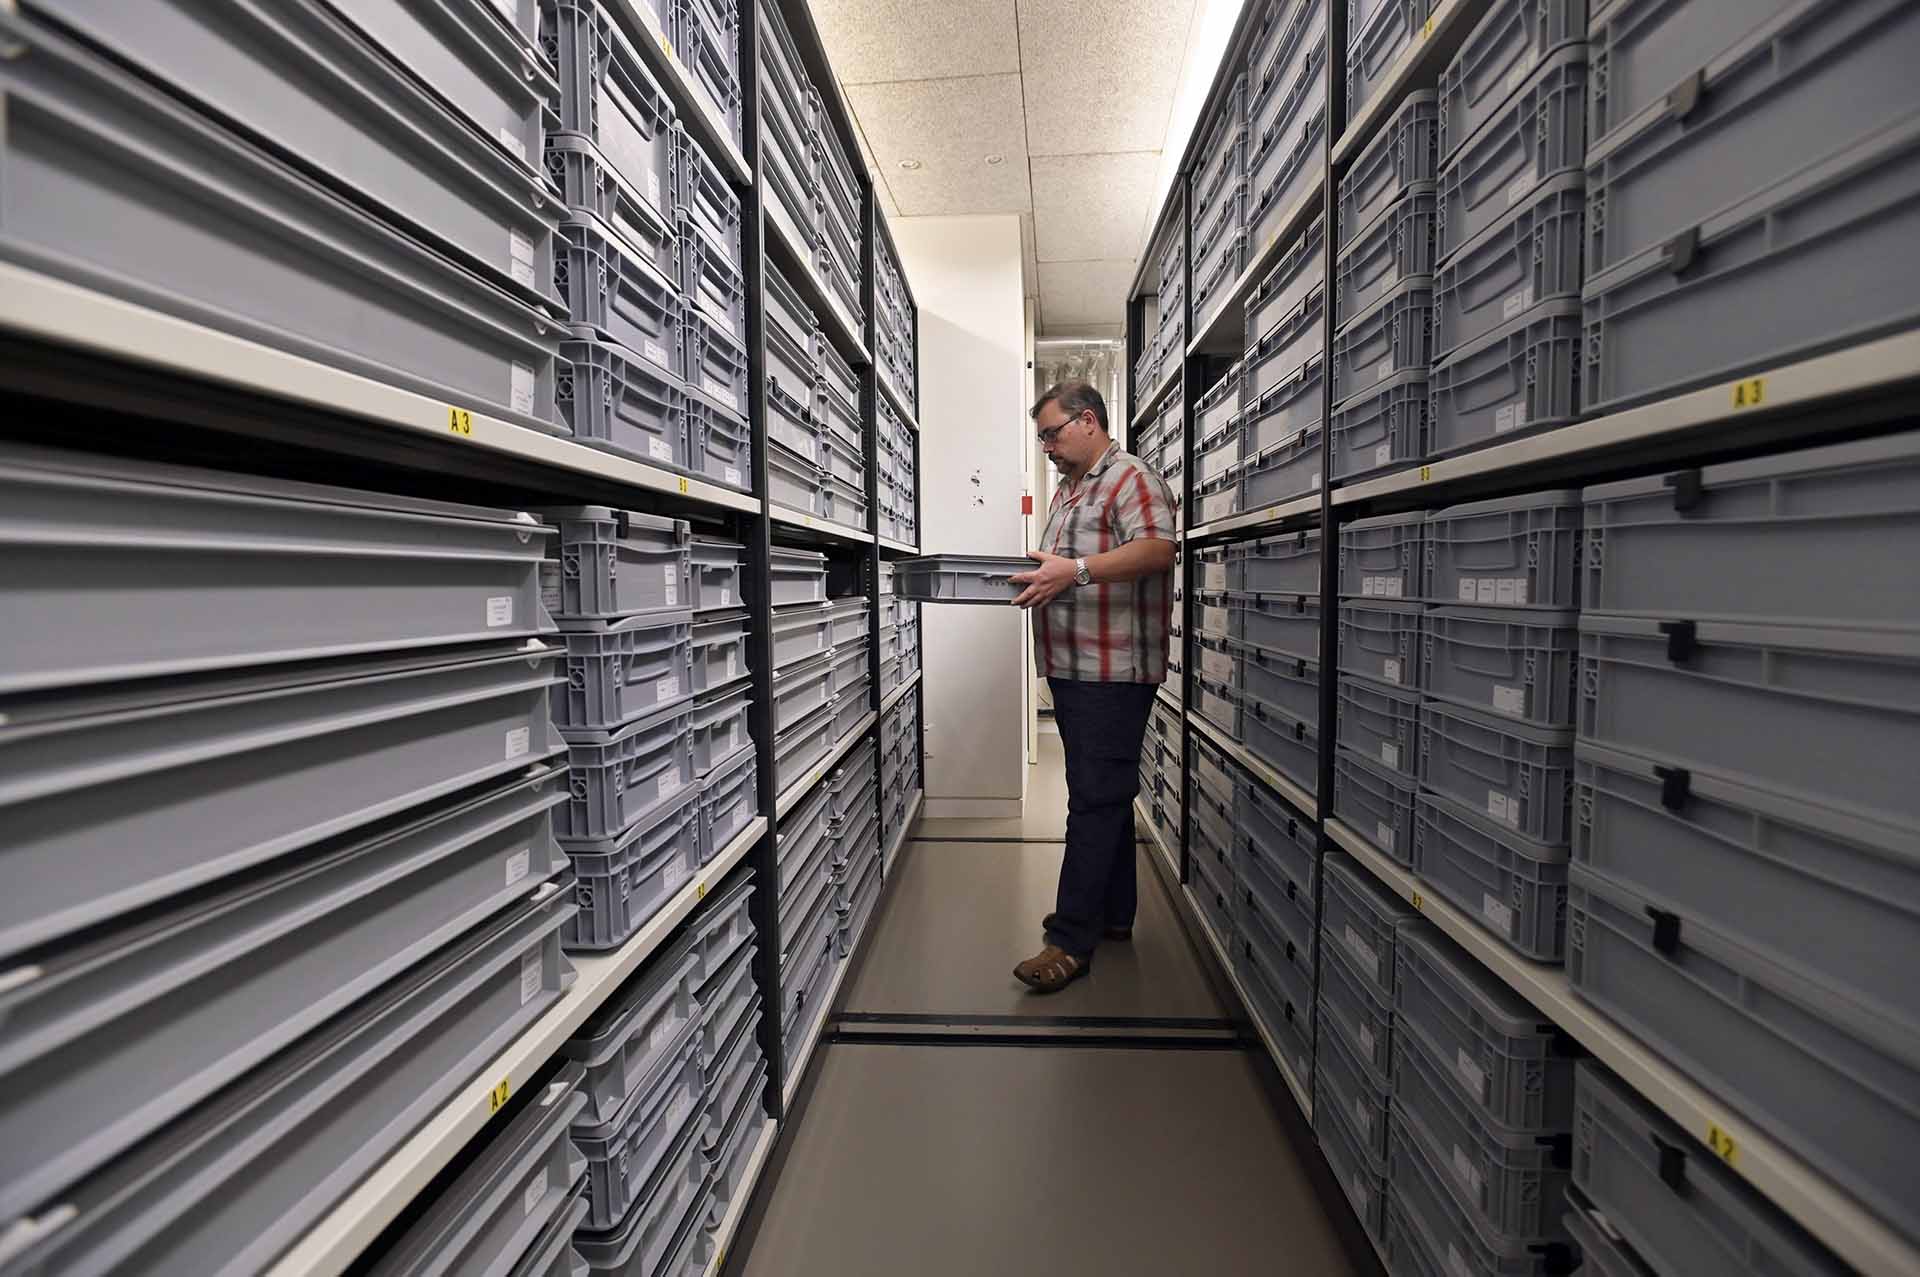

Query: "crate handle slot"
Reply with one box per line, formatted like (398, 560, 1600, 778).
(1652, 764, 1692, 812)
(1657, 620, 1698, 665)
(1663, 467, 1706, 514)
(1651, 1131, 1690, 1193)
(1645, 905, 1684, 957)
(1665, 68, 1707, 124)
(1663, 225, 1702, 275)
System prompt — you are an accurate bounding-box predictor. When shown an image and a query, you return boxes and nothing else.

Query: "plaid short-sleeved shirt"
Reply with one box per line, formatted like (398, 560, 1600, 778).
(1034, 443, 1179, 683)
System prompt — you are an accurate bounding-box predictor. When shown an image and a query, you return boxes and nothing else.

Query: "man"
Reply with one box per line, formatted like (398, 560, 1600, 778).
(1007, 381, 1178, 993)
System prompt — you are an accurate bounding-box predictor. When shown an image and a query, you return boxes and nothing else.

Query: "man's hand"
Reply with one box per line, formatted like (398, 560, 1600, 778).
(1008, 550, 1077, 610)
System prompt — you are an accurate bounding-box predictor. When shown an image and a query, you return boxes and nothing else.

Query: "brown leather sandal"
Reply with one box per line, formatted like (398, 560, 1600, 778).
(1014, 945, 1089, 993)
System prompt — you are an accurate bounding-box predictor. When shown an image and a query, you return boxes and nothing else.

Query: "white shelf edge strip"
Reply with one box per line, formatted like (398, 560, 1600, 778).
(775, 713, 877, 819)
(1185, 712, 1318, 818)
(1185, 176, 1324, 359)
(0, 265, 764, 514)
(1329, 328, 1920, 506)
(877, 373, 917, 430)
(1322, 818, 1919, 1277)
(700, 1120, 778, 1277)
(880, 671, 921, 716)
(878, 535, 921, 554)
(1182, 881, 1315, 1122)
(881, 790, 922, 876)
(268, 815, 769, 1277)
(1186, 493, 1320, 541)
(769, 504, 875, 544)
(618, 0, 752, 184)
(1330, 0, 1481, 166)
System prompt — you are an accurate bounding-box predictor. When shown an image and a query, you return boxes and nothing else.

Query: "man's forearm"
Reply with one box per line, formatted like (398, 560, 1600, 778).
(1086, 537, 1177, 584)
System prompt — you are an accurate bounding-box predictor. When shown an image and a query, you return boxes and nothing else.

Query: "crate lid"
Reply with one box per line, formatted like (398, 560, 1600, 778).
(1430, 603, 1577, 626)
(1579, 429, 1920, 508)
(1577, 611, 1915, 658)
(1429, 296, 1579, 371)
(1398, 925, 1560, 1035)
(1416, 788, 1570, 862)
(1421, 695, 1575, 746)
(1343, 508, 1425, 532)
(1424, 487, 1581, 520)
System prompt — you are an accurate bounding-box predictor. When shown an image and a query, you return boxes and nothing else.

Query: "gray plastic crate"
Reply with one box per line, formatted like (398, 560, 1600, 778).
(1414, 790, 1569, 959)
(687, 396, 749, 491)
(765, 331, 823, 463)
(553, 611, 694, 734)
(571, 1097, 709, 1273)
(1572, 1061, 1850, 1277)
(1239, 641, 1321, 729)
(1382, 1200, 1447, 1277)
(563, 940, 699, 1127)
(0, 772, 568, 1219)
(1318, 992, 1394, 1167)
(1193, 229, 1252, 336)
(1323, 851, 1425, 1000)
(559, 688, 694, 831)
(767, 431, 824, 516)
(690, 610, 749, 694)
(561, 780, 701, 951)
(829, 597, 872, 650)
(1423, 606, 1578, 726)
(1250, 0, 1326, 153)
(1249, 96, 1326, 253)
(771, 650, 833, 733)
(1199, 412, 1244, 489)
(1335, 187, 1437, 330)
(556, 335, 686, 471)
(1560, 1196, 1655, 1277)
(1437, 0, 1587, 167)
(1240, 528, 1323, 596)
(1573, 736, 1916, 1035)
(46, 0, 566, 304)
(1330, 368, 1428, 482)
(697, 743, 757, 861)
(677, 210, 746, 347)
(764, 263, 821, 389)
(1579, 614, 1920, 825)
(1583, 110, 1920, 415)
(1197, 364, 1246, 442)
(828, 739, 879, 821)
(0, 16, 567, 431)
(546, 136, 679, 286)
(556, 218, 682, 377)
(1347, 0, 1430, 120)
(1240, 853, 1316, 1002)
(699, 943, 757, 1062)
(690, 682, 750, 775)
(1334, 745, 1420, 865)
(0, 892, 575, 1275)
(510, 1201, 591, 1277)
(1340, 509, 1423, 600)
(1435, 48, 1587, 262)
(1247, 216, 1327, 350)
(686, 308, 750, 417)
(1196, 674, 1243, 744)
(893, 554, 1030, 604)
(0, 447, 556, 694)
(700, 987, 761, 1150)
(1248, 285, 1327, 408)
(1424, 489, 1580, 610)
(549, 0, 675, 207)
(768, 546, 829, 606)
(1569, 862, 1920, 1245)
(1393, 1028, 1573, 1241)
(1341, 91, 1441, 251)
(670, 0, 745, 145)
(821, 341, 861, 435)
(368, 1061, 588, 1277)
(1579, 432, 1920, 630)
(1398, 927, 1577, 1130)
(1338, 599, 1423, 689)
(774, 700, 837, 795)
(1242, 771, 1318, 888)
(1242, 376, 1325, 508)
(1332, 278, 1435, 408)
(687, 538, 744, 613)
(770, 601, 832, 671)
(1320, 913, 1397, 1082)
(0, 643, 564, 962)
(821, 471, 868, 532)
(1337, 675, 1421, 779)
(1238, 912, 1317, 1090)
(1316, 1087, 1390, 1247)
(541, 506, 692, 621)
(669, 121, 742, 265)
(1428, 299, 1582, 457)
(1234, 591, 1321, 661)
(1389, 1122, 1577, 1277)
(706, 1056, 769, 1211)
(1432, 172, 1583, 360)
(1421, 700, 1574, 844)
(821, 421, 862, 493)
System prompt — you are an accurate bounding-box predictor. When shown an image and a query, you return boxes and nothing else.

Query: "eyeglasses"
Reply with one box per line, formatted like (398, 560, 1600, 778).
(1036, 411, 1085, 446)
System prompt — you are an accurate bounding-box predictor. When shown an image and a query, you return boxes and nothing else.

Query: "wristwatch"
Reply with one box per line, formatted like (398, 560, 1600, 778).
(1073, 557, 1092, 587)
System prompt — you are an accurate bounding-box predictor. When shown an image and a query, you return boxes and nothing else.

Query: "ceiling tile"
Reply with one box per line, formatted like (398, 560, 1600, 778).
(1037, 260, 1138, 327)
(845, 76, 1033, 216)
(808, 0, 1019, 84)
(1018, 0, 1196, 155)
(1030, 152, 1161, 262)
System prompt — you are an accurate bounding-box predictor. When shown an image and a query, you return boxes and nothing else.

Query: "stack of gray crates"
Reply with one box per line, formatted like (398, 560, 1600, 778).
(1428, 0, 1587, 457)
(1569, 432, 1920, 1251)
(1195, 361, 1245, 525)
(1232, 748, 1321, 1096)
(826, 593, 874, 743)
(768, 548, 835, 795)
(0, 447, 580, 1273)
(1140, 693, 1186, 856)
(689, 538, 760, 861)
(1136, 393, 1188, 527)
(819, 340, 869, 531)
(0, 5, 570, 436)
(829, 741, 884, 958)
(814, 103, 867, 332)
(1383, 925, 1579, 1277)
(1136, 231, 1187, 399)
(776, 773, 840, 1063)
(1579, 0, 1920, 415)
(1345, 0, 1429, 122)
(1332, 509, 1423, 863)
(875, 230, 918, 416)
(671, 109, 753, 459)
(879, 568, 923, 695)
(1246, 0, 1328, 266)
(879, 394, 920, 544)
(669, 0, 746, 150)
(1314, 854, 1427, 1261)
(881, 684, 923, 858)
(1185, 732, 1242, 963)
(1234, 216, 1327, 515)
(540, 506, 707, 953)
(1189, 74, 1251, 336)
(1330, 90, 1437, 484)
(563, 874, 765, 1277)
(765, 259, 827, 516)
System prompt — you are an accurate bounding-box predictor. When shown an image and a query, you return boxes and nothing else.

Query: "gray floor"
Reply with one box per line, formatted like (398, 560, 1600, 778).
(737, 741, 1364, 1277)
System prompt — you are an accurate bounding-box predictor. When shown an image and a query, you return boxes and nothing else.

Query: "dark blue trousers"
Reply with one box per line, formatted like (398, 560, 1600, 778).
(1044, 677, 1159, 959)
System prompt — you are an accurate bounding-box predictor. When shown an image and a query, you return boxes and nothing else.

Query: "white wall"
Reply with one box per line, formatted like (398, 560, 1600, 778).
(893, 214, 1029, 819)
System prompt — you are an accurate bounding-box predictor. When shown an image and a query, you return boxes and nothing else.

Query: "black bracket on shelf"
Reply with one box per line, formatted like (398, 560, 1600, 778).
(1653, 1132, 1691, 1194)
(1646, 905, 1684, 957)
(1653, 764, 1692, 811)
(1658, 620, 1698, 664)
(1664, 466, 1706, 514)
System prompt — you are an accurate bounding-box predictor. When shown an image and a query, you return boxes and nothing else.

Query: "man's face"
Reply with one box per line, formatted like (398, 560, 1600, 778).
(1036, 405, 1103, 474)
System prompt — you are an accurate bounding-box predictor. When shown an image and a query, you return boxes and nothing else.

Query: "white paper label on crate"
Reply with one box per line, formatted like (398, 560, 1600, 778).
(1488, 791, 1511, 824)
(663, 564, 678, 605)
(1458, 579, 1477, 602)
(540, 563, 562, 614)
(1482, 892, 1516, 936)
(506, 847, 532, 887)
(726, 651, 738, 679)
(1508, 53, 1538, 93)
(648, 437, 674, 464)
(1380, 743, 1400, 770)
(657, 675, 679, 700)
(505, 726, 531, 760)
(646, 170, 661, 208)
(1448, 1243, 1473, 1277)
(1476, 578, 1498, 604)
(731, 722, 742, 750)
(510, 361, 535, 415)
(487, 595, 514, 628)
(1496, 578, 1519, 606)
(1457, 1047, 1488, 1099)
(1501, 285, 1535, 321)
(1376, 358, 1395, 384)
(1361, 576, 1376, 597)
(1309, 468, 1321, 490)
(523, 1167, 549, 1218)
(1492, 683, 1526, 715)
(643, 339, 669, 368)
(1374, 443, 1393, 468)
(704, 374, 734, 400)
(1453, 1145, 1485, 1198)
(1495, 398, 1529, 435)
(1384, 578, 1403, 598)
(500, 125, 528, 163)
(659, 771, 682, 800)
(1353, 1096, 1373, 1140)
(1514, 579, 1529, 605)
(1375, 821, 1394, 851)
(1506, 174, 1535, 207)
(519, 950, 542, 1005)
(1357, 1021, 1377, 1059)
(724, 466, 742, 487)
(1381, 659, 1402, 685)
(509, 228, 536, 286)
(1343, 925, 1381, 983)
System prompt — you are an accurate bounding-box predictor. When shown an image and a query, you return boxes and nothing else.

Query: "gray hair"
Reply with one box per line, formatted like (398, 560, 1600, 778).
(1029, 381, 1109, 434)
